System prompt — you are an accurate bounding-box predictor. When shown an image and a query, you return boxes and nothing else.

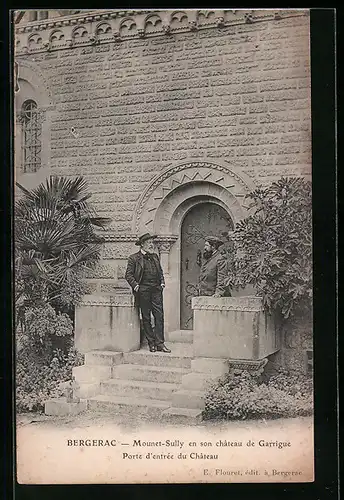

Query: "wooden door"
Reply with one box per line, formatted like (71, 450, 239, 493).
(180, 202, 233, 330)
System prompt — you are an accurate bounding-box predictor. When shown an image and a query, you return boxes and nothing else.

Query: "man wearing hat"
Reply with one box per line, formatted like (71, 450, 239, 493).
(198, 236, 228, 297)
(125, 233, 171, 353)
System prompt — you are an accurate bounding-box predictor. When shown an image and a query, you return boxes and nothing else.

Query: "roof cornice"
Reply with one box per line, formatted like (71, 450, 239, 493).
(14, 9, 309, 55)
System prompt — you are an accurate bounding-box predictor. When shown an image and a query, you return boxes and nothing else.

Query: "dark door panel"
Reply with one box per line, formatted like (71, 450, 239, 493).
(180, 202, 233, 330)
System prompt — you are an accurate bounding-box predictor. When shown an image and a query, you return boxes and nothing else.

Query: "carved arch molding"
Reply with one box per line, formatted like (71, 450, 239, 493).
(15, 60, 55, 108)
(133, 161, 255, 234)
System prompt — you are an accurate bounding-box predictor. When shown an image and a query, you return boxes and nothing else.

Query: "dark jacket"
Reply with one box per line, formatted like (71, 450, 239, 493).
(198, 250, 227, 296)
(125, 251, 165, 303)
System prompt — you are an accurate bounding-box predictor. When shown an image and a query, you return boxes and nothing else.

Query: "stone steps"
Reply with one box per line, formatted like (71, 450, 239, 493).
(78, 342, 211, 423)
(112, 364, 188, 384)
(172, 389, 205, 410)
(88, 395, 170, 418)
(100, 378, 179, 401)
(73, 364, 113, 383)
(123, 347, 193, 369)
(87, 396, 203, 424)
(85, 351, 124, 366)
(164, 342, 194, 356)
(141, 342, 194, 357)
(181, 372, 220, 391)
(160, 407, 203, 425)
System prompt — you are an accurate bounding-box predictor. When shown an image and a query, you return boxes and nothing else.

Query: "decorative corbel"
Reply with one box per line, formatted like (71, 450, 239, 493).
(188, 20, 198, 31)
(89, 33, 99, 45)
(43, 40, 52, 51)
(216, 16, 225, 28)
(162, 24, 171, 35)
(244, 12, 254, 24)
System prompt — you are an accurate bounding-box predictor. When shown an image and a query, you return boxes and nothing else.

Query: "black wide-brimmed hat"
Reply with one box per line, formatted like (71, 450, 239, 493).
(135, 233, 157, 246)
(205, 235, 224, 249)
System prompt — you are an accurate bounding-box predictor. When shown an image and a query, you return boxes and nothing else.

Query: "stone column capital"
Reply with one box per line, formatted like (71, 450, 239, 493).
(155, 235, 178, 254)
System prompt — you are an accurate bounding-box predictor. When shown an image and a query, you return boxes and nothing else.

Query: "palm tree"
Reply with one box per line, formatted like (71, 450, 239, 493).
(15, 176, 111, 325)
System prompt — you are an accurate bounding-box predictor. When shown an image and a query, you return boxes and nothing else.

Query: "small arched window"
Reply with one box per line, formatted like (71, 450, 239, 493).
(21, 99, 42, 173)
(38, 11, 49, 20)
(28, 11, 38, 22)
(27, 10, 48, 21)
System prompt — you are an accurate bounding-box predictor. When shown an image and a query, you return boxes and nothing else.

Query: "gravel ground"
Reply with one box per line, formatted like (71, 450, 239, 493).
(16, 410, 313, 432)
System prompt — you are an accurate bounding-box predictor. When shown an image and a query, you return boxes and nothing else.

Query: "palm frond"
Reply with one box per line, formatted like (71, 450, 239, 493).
(15, 182, 32, 196)
(15, 175, 106, 308)
(65, 245, 101, 268)
(89, 216, 112, 228)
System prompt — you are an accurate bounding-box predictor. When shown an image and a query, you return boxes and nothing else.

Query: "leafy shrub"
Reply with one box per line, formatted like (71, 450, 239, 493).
(203, 369, 313, 421)
(16, 346, 84, 413)
(16, 304, 84, 412)
(14, 177, 108, 412)
(265, 370, 313, 397)
(226, 177, 312, 318)
(19, 304, 74, 362)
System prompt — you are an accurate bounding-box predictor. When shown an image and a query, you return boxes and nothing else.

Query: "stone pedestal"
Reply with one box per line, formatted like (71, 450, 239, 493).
(75, 295, 140, 354)
(45, 398, 87, 416)
(192, 296, 280, 360)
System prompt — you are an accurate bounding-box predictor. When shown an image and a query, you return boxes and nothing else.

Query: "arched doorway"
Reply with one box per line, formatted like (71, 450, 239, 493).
(180, 202, 234, 329)
(133, 161, 255, 334)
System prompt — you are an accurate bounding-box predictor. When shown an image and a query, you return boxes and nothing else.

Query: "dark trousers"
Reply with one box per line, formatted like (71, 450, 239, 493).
(138, 285, 164, 347)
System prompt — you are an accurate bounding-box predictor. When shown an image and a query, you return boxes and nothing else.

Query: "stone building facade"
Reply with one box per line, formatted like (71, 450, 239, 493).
(14, 9, 312, 373)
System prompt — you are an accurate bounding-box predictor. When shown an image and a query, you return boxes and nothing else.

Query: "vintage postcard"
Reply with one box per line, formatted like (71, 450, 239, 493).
(14, 8, 316, 484)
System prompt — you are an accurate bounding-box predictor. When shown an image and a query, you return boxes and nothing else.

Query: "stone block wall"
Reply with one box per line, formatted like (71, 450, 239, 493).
(269, 312, 313, 373)
(16, 12, 311, 235)
(14, 11, 313, 370)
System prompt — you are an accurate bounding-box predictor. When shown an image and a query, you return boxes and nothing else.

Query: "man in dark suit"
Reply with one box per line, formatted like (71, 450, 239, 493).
(125, 233, 171, 353)
(198, 236, 228, 297)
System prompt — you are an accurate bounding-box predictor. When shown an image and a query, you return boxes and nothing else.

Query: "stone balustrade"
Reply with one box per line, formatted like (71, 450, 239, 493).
(75, 294, 280, 360)
(75, 294, 140, 353)
(192, 296, 280, 360)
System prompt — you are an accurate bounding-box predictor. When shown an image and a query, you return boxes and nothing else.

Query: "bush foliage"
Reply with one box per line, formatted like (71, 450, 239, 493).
(19, 304, 74, 361)
(14, 177, 108, 412)
(16, 304, 84, 412)
(16, 345, 84, 413)
(226, 177, 312, 318)
(203, 368, 313, 421)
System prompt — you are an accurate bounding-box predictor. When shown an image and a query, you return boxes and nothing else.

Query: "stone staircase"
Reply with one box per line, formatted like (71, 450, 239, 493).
(73, 331, 220, 424)
(47, 297, 277, 420)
